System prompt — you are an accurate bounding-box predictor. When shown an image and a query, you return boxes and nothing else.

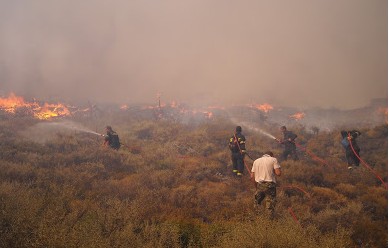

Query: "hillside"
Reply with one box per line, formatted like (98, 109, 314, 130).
(0, 102, 387, 247)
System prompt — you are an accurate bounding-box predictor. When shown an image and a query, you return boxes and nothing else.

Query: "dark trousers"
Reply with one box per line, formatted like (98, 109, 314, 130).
(281, 146, 298, 161)
(231, 152, 244, 173)
(346, 147, 360, 166)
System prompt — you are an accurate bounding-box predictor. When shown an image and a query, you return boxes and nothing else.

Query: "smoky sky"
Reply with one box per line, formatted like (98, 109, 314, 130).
(0, 0, 387, 109)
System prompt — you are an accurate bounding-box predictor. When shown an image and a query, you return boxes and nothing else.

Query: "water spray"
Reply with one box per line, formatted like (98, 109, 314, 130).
(36, 120, 105, 137)
(232, 119, 278, 141)
(251, 126, 277, 140)
(228, 117, 280, 161)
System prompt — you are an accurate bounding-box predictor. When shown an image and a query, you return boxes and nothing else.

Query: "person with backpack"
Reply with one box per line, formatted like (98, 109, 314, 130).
(341, 130, 361, 169)
(104, 126, 121, 150)
(229, 126, 246, 176)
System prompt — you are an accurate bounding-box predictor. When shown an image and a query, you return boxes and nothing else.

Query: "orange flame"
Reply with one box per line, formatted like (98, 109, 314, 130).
(289, 112, 305, 120)
(0, 93, 71, 120)
(120, 104, 129, 110)
(170, 101, 178, 108)
(203, 111, 213, 119)
(33, 103, 71, 120)
(250, 103, 274, 113)
(0, 93, 35, 113)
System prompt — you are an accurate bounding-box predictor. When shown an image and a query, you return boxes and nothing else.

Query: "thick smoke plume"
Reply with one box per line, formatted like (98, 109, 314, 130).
(0, 0, 387, 109)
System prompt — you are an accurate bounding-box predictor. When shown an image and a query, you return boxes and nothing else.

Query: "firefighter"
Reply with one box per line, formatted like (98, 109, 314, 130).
(341, 130, 361, 170)
(279, 126, 298, 161)
(104, 126, 121, 150)
(229, 126, 246, 176)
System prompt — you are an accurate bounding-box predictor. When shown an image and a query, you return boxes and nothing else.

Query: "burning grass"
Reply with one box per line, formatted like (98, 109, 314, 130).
(0, 93, 72, 120)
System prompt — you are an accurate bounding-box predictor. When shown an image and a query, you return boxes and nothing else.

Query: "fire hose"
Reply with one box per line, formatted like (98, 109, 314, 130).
(347, 134, 387, 189)
(233, 133, 252, 175)
(275, 138, 334, 167)
(99, 133, 130, 150)
(235, 134, 306, 226)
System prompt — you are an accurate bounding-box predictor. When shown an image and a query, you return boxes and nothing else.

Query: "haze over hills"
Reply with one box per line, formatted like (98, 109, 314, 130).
(1, 1, 387, 111)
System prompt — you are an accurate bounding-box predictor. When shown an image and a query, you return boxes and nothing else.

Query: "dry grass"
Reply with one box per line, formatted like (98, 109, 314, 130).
(0, 117, 387, 247)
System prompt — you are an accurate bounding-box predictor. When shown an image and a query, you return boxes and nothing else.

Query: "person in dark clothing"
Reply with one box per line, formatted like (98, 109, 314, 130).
(279, 126, 298, 161)
(229, 126, 246, 176)
(341, 130, 361, 169)
(104, 126, 121, 150)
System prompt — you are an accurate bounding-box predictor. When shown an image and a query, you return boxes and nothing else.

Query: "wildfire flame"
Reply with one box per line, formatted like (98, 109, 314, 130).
(170, 101, 178, 108)
(0, 93, 36, 113)
(34, 103, 71, 120)
(203, 111, 213, 119)
(289, 112, 305, 120)
(120, 104, 129, 110)
(250, 103, 274, 113)
(0, 93, 71, 120)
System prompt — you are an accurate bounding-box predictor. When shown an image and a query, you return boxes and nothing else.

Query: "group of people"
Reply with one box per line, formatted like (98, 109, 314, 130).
(228, 125, 362, 219)
(228, 125, 298, 177)
(104, 124, 361, 219)
(228, 125, 295, 219)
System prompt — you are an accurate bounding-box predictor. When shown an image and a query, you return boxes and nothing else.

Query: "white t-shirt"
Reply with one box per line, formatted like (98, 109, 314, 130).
(251, 154, 281, 183)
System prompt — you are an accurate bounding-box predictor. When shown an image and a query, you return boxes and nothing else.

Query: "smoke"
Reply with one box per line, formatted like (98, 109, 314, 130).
(0, 0, 387, 109)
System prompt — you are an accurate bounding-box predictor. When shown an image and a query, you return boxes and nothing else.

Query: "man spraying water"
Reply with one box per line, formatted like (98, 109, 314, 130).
(103, 126, 121, 150)
(278, 126, 298, 161)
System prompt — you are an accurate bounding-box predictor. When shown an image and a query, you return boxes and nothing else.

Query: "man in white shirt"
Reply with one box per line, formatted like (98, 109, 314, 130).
(251, 151, 281, 219)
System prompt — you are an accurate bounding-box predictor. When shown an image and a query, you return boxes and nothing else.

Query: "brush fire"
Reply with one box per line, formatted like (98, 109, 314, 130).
(0, 93, 37, 113)
(289, 112, 305, 121)
(249, 103, 274, 113)
(0, 93, 71, 120)
(1, 93, 386, 129)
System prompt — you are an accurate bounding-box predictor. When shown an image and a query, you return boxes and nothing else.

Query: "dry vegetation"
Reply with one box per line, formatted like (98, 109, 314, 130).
(0, 113, 387, 248)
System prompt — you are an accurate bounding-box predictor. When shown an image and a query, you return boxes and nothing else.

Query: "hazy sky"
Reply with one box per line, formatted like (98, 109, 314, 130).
(0, 0, 387, 109)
